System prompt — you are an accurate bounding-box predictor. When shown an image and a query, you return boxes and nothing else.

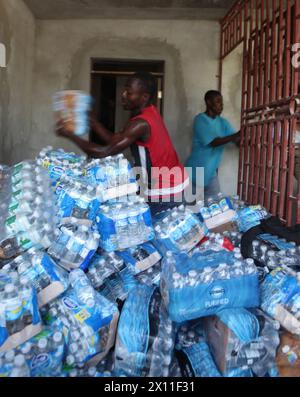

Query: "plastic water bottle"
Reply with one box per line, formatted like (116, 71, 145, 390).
(197, 200, 211, 220)
(215, 263, 230, 280)
(217, 192, 232, 212)
(29, 250, 52, 290)
(200, 267, 213, 284)
(260, 244, 269, 262)
(207, 197, 222, 217)
(3, 284, 23, 335)
(19, 276, 33, 326)
(116, 154, 129, 186)
(231, 261, 244, 277)
(51, 331, 64, 351)
(127, 203, 140, 244)
(114, 205, 128, 248)
(37, 338, 49, 354)
(243, 258, 257, 275)
(69, 269, 95, 307)
(187, 270, 198, 287)
(252, 240, 260, 258)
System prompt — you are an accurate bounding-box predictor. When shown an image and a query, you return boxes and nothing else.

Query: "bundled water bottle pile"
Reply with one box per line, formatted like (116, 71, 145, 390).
(48, 222, 100, 271)
(0, 267, 41, 341)
(4, 247, 68, 296)
(96, 197, 155, 251)
(0, 161, 59, 260)
(55, 176, 100, 221)
(196, 192, 238, 221)
(236, 204, 270, 233)
(160, 249, 259, 323)
(37, 147, 86, 183)
(153, 205, 207, 254)
(114, 285, 176, 377)
(42, 269, 119, 368)
(0, 326, 65, 377)
(84, 155, 138, 202)
(2, 147, 300, 377)
(251, 236, 300, 271)
(260, 266, 300, 336)
(86, 252, 131, 303)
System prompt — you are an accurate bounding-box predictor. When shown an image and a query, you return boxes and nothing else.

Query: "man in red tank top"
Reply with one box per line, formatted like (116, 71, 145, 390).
(57, 72, 189, 215)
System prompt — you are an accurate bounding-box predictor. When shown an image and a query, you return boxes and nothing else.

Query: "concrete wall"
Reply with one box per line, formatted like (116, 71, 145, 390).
(29, 19, 220, 163)
(0, 0, 35, 165)
(219, 43, 243, 196)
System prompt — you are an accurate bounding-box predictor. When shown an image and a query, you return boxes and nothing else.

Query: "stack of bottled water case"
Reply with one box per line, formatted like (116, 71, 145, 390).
(87, 252, 133, 303)
(37, 147, 86, 183)
(250, 235, 300, 271)
(153, 205, 207, 254)
(5, 247, 69, 303)
(114, 284, 176, 377)
(204, 308, 280, 377)
(0, 269, 42, 348)
(96, 197, 154, 252)
(115, 242, 162, 276)
(175, 324, 222, 377)
(43, 269, 119, 369)
(0, 161, 59, 260)
(236, 205, 270, 233)
(260, 266, 300, 336)
(47, 222, 100, 271)
(134, 262, 162, 287)
(0, 326, 66, 377)
(197, 192, 235, 222)
(160, 249, 259, 322)
(84, 155, 138, 202)
(55, 175, 100, 221)
(4, 144, 300, 378)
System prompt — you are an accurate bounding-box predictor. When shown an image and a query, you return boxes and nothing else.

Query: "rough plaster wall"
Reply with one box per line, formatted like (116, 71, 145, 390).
(0, 0, 35, 165)
(30, 19, 220, 164)
(219, 44, 243, 196)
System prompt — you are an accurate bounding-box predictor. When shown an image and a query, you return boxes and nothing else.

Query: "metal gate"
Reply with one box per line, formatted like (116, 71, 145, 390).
(220, 0, 300, 225)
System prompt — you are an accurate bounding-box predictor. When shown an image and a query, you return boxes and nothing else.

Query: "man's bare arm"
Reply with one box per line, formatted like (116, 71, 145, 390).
(210, 131, 240, 148)
(57, 119, 150, 158)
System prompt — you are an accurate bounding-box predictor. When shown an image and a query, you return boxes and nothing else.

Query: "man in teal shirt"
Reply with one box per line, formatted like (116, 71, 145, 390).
(186, 90, 240, 198)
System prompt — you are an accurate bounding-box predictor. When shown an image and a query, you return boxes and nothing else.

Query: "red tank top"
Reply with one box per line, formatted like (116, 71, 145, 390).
(130, 105, 189, 199)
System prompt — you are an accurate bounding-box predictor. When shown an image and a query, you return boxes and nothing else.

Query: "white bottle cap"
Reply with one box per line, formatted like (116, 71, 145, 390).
(14, 354, 25, 367)
(53, 332, 63, 343)
(38, 338, 48, 350)
(69, 343, 79, 354)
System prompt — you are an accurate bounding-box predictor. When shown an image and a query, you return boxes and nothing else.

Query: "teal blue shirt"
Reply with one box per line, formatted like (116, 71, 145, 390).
(185, 113, 236, 187)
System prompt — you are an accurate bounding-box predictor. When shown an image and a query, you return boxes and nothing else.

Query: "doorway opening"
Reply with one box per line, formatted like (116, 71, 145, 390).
(90, 58, 165, 145)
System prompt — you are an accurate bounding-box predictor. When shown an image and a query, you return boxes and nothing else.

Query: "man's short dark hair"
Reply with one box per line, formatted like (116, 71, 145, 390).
(131, 72, 157, 102)
(205, 90, 222, 103)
